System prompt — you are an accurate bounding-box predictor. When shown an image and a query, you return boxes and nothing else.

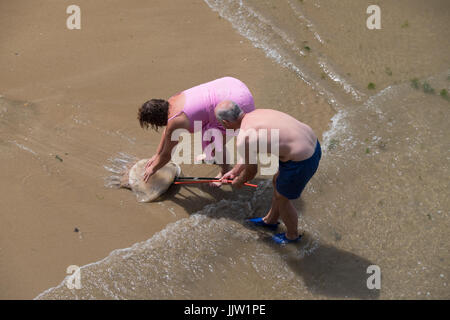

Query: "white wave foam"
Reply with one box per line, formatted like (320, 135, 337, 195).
(318, 58, 364, 101)
(287, 0, 325, 45)
(8, 140, 38, 155)
(203, 0, 344, 109)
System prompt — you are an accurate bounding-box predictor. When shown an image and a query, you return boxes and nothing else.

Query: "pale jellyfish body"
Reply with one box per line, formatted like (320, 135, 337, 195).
(120, 160, 181, 202)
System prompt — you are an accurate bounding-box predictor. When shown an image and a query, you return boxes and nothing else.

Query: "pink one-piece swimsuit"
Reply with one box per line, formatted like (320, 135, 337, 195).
(168, 77, 255, 152)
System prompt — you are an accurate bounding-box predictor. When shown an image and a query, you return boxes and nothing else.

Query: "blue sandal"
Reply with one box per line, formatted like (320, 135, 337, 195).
(272, 233, 302, 244)
(246, 217, 280, 231)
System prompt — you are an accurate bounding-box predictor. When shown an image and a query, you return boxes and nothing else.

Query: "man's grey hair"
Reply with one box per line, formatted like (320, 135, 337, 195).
(216, 101, 244, 122)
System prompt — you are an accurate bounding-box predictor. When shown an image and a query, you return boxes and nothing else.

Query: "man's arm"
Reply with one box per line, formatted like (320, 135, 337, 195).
(223, 129, 258, 188)
(221, 163, 245, 181)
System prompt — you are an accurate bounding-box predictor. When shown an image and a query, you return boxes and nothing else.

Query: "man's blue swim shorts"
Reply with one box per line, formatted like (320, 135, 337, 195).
(276, 140, 322, 200)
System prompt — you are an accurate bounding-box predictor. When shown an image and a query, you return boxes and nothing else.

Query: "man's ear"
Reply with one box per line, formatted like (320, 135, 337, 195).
(222, 120, 231, 127)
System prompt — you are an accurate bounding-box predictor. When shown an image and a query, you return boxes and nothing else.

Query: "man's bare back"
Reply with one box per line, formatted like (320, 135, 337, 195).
(239, 109, 318, 162)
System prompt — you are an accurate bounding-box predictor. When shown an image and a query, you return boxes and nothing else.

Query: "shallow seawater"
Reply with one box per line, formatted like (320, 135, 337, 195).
(37, 0, 449, 299)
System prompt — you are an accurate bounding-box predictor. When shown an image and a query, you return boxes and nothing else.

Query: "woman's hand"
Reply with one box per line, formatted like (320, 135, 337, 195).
(145, 155, 157, 170)
(143, 166, 155, 183)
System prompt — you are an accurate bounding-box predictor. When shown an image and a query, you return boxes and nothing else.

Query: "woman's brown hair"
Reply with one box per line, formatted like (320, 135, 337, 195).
(137, 99, 169, 131)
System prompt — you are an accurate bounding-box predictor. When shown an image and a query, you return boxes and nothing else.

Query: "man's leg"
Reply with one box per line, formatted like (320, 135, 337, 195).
(263, 172, 281, 224)
(274, 190, 299, 240)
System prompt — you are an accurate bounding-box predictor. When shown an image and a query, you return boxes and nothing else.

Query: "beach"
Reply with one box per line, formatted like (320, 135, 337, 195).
(1, 0, 449, 299)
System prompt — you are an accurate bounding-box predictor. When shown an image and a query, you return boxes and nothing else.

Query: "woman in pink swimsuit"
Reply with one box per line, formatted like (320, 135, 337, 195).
(138, 77, 255, 183)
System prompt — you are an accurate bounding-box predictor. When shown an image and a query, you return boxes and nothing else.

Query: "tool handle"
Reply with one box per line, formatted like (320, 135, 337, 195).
(175, 177, 217, 180)
(173, 179, 257, 188)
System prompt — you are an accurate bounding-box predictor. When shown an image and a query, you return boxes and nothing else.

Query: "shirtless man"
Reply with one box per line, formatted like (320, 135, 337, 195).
(216, 101, 322, 244)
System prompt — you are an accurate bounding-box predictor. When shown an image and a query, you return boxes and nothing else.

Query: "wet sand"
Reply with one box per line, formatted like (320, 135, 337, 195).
(0, 0, 332, 299)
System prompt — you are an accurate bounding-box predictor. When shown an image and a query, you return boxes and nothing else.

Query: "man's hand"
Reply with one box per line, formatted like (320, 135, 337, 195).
(143, 166, 155, 183)
(220, 170, 236, 182)
(231, 177, 245, 189)
(221, 169, 245, 189)
(226, 164, 257, 189)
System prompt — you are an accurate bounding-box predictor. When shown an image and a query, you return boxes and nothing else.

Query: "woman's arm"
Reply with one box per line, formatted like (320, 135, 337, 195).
(155, 127, 167, 155)
(145, 127, 168, 169)
(143, 126, 179, 182)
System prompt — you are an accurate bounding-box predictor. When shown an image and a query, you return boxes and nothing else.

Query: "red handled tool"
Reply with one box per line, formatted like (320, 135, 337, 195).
(174, 177, 257, 188)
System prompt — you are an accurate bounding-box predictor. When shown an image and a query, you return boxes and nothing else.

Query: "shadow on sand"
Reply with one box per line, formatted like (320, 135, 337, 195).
(265, 237, 380, 299)
(157, 176, 262, 213)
